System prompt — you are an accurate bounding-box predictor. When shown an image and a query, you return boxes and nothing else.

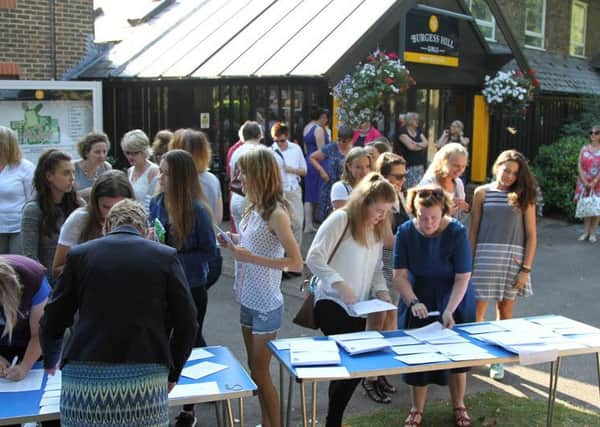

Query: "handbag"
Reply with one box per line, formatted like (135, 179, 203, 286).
(292, 221, 349, 329)
(230, 162, 245, 196)
(576, 190, 600, 218)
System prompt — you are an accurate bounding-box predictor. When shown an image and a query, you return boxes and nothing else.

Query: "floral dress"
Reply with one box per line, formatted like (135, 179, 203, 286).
(574, 144, 600, 201)
(316, 143, 345, 222)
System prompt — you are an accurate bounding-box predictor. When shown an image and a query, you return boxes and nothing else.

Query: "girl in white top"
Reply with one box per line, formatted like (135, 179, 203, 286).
(219, 147, 302, 427)
(121, 129, 159, 212)
(306, 172, 396, 427)
(420, 142, 469, 220)
(0, 126, 34, 254)
(330, 147, 372, 210)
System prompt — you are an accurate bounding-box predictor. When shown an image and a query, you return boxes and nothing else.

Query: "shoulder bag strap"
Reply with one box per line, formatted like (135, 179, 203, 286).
(327, 220, 350, 264)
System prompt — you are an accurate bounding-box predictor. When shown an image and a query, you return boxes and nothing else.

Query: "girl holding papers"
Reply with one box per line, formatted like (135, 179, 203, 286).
(218, 147, 303, 427)
(306, 172, 396, 427)
(393, 186, 475, 427)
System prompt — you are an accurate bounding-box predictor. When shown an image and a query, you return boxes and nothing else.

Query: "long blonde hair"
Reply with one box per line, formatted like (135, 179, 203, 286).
(341, 147, 372, 186)
(0, 126, 22, 167)
(343, 172, 397, 246)
(238, 147, 289, 221)
(0, 258, 23, 342)
(424, 142, 468, 181)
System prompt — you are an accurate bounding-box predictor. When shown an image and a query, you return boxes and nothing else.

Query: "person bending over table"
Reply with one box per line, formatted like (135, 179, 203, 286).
(40, 199, 198, 427)
(306, 172, 396, 427)
(393, 185, 475, 427)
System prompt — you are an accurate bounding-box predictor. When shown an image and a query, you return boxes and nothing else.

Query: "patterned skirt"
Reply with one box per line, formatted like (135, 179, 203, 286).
(61, 362, 169, 427)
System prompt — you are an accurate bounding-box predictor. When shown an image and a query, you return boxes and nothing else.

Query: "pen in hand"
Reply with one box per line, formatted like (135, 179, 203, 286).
(10, 356, 18, 368)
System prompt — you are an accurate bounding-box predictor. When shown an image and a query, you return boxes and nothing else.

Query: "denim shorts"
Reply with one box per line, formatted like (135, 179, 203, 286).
(240, 304, 283, 335)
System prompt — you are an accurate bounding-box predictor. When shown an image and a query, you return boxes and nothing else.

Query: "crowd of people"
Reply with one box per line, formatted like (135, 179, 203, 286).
(4, 113, 591, 427)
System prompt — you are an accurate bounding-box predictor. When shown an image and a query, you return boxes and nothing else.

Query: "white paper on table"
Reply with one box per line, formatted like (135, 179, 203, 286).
(290, 351, 341, 366)
(553, 323, 600, 336)
(271, 337, 316, 350)
(187, 348, 214, 361)
(569, 334, 600, 348)
(296, 367, 350, 379)
(427, 335, 470, 344)
(431, 342, 488, 356)
(289, 339, 338, 353)
(404, 322, 459, 342)
(45, 371, 61, 391)
(41, 389, 61, 399)
(529, 315, 574, 326)
(391, 344, 437, 355)
(169, 382, 220, 398)
(512, 344, 558, 365)
(0, 369, 44, 392)
(395, 353, 450, 365)
(330, 331, 383, 342)
(337, 338, 389, 355)
(449, 352, 497, 362)
(490, 319, 557, 337)
(39, 403, 60, 415)
(385, 336, 421, 346)
(40, 395, 60, 407)
(180, 361, 228, 380)
(474, 331, 545, 347)
(457, 323, 507, 335)
(347, 299, 397, 316)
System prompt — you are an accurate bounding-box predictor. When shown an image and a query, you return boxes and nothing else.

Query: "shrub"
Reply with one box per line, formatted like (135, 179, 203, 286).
(561, 95, 600, 137)
(532, 136, 584, 220)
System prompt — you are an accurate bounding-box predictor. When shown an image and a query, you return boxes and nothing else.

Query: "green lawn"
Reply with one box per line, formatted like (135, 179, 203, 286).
(344, 391, 599, 426)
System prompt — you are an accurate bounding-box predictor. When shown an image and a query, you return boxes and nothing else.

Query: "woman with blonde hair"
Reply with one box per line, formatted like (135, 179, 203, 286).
(0, 255, 49, 383)
(0, 126, 34, 254)
(151, 129, 173, 164)
(306, 172, 396, 426)
(170, 128, 223, 224)
(121, 129, 159, 212)
(420, 142, 469, 219)
(393, 185, 475, 427)
(330, 146, 372, 210)
(219, 147, 303, 427)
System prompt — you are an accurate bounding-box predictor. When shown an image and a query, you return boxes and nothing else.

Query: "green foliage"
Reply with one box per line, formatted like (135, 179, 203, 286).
(532, 136, 584, 220)
(561, 95, 600, 137)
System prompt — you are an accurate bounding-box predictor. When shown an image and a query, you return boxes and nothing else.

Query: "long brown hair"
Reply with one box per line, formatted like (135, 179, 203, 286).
(237, 147, 289, 221)
(343, 172, 397, 246)
(0, 257, 22, 342)
(492, 150, 537, 211)
(33, 149, 82, 237)
(170, 128, 213, 173)
(80, 170, 134, 242)
(163, 149, 209, 249)
(341, 147, 372, 186)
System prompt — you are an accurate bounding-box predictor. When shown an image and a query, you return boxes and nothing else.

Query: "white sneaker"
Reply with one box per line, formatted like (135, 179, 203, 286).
(578, 233, 589, 241)
(590, 234, 597, 243)
(490, 363, 504, 380)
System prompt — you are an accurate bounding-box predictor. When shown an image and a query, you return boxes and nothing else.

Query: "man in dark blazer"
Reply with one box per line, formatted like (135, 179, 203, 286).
(40, 199, 198, 391)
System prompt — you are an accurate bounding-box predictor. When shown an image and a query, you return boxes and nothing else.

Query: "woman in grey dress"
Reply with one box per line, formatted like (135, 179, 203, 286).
(469, 150, 538, 380)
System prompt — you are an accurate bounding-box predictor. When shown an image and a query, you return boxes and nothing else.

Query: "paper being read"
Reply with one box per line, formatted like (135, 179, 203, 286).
(0, 368, 44, 392)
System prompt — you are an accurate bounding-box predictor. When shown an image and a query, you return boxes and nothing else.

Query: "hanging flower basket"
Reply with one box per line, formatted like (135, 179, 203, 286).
(482, 69, 539, 118)
(333, 50, 416, 129)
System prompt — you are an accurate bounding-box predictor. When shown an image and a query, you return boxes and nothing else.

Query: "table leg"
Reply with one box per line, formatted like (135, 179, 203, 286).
(311, 381, 317, 427)
(546, 356, 561, 427)
(226, 399, 235, 427)
(300, 381, 308, 427)
(239, 398, 244, 427)
(286, 374, 294, 427)
(215, 401, 224, 427)
(596, 352, 600, 401)
(279, 363, 285, 424)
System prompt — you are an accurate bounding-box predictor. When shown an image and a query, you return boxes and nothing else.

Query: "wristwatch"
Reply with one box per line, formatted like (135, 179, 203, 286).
(409, 298, 420, 307)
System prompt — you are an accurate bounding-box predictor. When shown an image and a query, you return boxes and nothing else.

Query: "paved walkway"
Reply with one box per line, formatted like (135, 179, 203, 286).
(192, 217, 600, 426)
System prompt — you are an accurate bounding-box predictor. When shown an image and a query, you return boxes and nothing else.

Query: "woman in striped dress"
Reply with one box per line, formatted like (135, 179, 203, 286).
(469, 150, 538, 380)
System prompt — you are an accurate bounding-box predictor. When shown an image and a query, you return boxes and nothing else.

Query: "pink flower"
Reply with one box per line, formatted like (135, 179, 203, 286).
(385, 77, 394, 85)
(528, 69, 536, 76)
(532, 78, 540, 87)
(387, 52, 399, 60)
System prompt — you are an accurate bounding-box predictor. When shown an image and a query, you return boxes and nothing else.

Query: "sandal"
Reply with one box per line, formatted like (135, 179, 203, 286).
(377, 375, 397, 393)
(361, 378, 391, 404)
(404, 408, 423, 427)
(454, 406, 472, 427)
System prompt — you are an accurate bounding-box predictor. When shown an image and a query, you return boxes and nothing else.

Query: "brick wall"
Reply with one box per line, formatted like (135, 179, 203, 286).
(586, 1, 600, 57)
(0, 0, 93, 80)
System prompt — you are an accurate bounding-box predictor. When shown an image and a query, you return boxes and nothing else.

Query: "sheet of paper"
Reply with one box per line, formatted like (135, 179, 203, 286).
(348, 299, 397, 316)
(449, 352, 497, 361)
(512, 344, 559, 365)
(385, 336, 421, 346)
(289, 339, 338, 353)
(529, 315, 574, 326)
(553, 323, 600, 336)
(271, 337, 316, 350)
(39, 403, 60, 415)
(215, 224, 234, 245)
(431, 342, 488, 356)
(338, 338, 389, 355)
(45, 371, 61, 391)
(41, 389, 61, 399)
(391, 344, 437, 355)
(188, 348, 214, 361)
(395, 353, 450, 365)
(169, 382, 220, 398)
(295, 367, 350, 379)
(569, 334, 600, 348)
(40, 395, 60, 407)
(404, 322, 459, 342)
(427, 335, 470, 344)
(330, 331, 383, 342)
(0, 368, 44, 392)
(457, 323, 507, 335)
(290, 351, 341, 366)
(491, 319, 557, 337)
(180, 361, 228, 380)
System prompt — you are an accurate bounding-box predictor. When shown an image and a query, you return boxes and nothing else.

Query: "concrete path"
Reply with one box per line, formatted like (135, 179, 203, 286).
(190, 217, 600, 426)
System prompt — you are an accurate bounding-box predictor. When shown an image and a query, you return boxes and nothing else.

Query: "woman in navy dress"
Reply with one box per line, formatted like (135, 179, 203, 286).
(303, 109, 330, 231)
(393, 185, 475, 427)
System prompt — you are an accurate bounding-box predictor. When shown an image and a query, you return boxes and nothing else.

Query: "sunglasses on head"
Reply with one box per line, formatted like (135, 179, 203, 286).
(389, 173, 407, 180)
(416, 188, 443, 198)
(589, 131, 600, 136)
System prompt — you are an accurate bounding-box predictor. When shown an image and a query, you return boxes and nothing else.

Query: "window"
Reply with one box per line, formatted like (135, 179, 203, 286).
(570, 1, 587, 57)
(524, 0, 546, 49)
(469, 0, 496, 41)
